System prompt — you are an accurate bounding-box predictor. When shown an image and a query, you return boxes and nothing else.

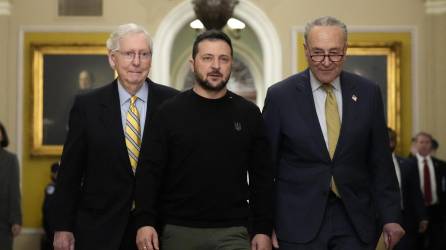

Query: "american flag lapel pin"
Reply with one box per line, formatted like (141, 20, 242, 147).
(352, 94, 358, 102)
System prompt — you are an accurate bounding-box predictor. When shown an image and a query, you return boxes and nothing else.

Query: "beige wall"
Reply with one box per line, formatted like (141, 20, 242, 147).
(425, 14, 446, 156)
(1, 0, 445, 249)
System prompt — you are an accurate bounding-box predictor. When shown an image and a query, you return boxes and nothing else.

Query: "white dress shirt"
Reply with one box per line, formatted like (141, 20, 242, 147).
(392, 153, 403, 208)
(416, 153, 438, 205)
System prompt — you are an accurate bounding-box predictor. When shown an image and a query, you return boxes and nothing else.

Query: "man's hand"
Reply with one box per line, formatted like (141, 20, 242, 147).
(382, 223, 405, 249)
(136, 226, 159, 250)
(418, 220, 429, 233)
(251, 233, 272, 250)
(271, 230, 279, 249)
(11, 224, 21, 237)
(53, 231, 75, 250)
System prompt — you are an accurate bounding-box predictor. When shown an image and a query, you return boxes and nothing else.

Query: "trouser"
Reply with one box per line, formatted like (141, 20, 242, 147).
(160, 224, 250, 250)
(119, 213, 138, 250)
(278, 191, 374, 250)
(0, 228, 13, 250)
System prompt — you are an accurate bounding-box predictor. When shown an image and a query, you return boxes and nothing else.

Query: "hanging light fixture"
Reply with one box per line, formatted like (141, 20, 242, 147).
(227, 17, 245, 30)
(190, 0, 245, 32)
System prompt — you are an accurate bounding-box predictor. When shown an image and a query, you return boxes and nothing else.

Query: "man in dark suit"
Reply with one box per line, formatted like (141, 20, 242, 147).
(52, 23, 178, 250)
(0, 122, 22, 250)
(387, 128, 427, 250)
(263, 16, 404, 250)
(410, 132, 446, 250)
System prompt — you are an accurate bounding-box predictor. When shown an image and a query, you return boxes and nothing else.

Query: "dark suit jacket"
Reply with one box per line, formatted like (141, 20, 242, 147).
(432, 156, 446, 217)
(396, 155, 426, 231)
(52, 79, 178, 250)
(0, 148, 22, 250)
(262, 69, 401, 244)
(407, 156, 446, 222)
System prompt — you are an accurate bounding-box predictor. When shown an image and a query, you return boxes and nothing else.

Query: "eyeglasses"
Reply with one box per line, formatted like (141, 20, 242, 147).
(309, 54, 344, 63)
(115, 50, 152, 61)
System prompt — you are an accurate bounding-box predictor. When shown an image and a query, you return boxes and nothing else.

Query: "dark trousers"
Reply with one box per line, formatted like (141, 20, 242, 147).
(418, 205, 446, 250)
(40, 233, 54, 250)
(395, 210, 420, 250)
(160, 224, 250, 250)
(419, 220, 446, 250)
(278, 192, 374, 250)
(119, 213, 138, 250)
(0, 228, 13, 250)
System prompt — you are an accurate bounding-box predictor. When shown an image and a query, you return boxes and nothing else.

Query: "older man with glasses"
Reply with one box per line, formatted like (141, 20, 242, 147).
(52, 23, 178, 250)
(263, 16, 405, 250)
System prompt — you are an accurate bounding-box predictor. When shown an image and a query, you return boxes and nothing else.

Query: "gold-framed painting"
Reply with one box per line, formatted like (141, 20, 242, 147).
(31, 43, 114, 156)
(344, 42, 402, 147)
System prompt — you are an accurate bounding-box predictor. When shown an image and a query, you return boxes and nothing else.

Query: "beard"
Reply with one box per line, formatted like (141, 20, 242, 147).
(194, 70, 230, 92)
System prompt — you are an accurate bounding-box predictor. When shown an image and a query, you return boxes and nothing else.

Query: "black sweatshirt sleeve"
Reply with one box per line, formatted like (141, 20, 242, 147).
(248, 106, 274, 236)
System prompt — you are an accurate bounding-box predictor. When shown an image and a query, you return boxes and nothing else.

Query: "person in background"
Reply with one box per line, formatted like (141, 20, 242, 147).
(41, 162, 59, 250)
(51, 23, 178, 250)
(410, 132, 446, 250)
(430, 139, 439, 157)
(0, 121, 22, 250)
(387, 128, 427, 250)
(263, 16, 404, 250)
(408, 136, 418, 158)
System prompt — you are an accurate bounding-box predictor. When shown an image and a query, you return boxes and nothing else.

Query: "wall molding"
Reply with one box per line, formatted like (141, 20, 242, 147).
(0, 2, 11, 16)
(425, 0, 446, 14)
(21, 227, 44, 235)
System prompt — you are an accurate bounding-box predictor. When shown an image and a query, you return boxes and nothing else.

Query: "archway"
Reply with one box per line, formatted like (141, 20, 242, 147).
(151, 0, 282, 107)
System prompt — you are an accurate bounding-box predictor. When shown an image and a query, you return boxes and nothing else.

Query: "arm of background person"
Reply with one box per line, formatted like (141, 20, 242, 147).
(9, 154, 22, 237)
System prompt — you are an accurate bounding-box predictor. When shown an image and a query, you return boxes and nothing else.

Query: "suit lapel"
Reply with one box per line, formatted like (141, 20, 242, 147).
(334, 72, 358, 159)
(295, 70, 331, 160)
(140, 79, 160, 151)
(99, 80, 134, 175)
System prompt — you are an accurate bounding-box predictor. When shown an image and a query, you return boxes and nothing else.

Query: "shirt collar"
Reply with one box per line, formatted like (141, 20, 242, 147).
(117, 80, 148, 106)
(309, 70, 341, 93)
(416, 153, 431, 162)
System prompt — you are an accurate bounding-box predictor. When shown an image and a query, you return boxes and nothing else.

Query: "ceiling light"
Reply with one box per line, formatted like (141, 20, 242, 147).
(190, 19, 204, 29)
(227, 18, 245, 30)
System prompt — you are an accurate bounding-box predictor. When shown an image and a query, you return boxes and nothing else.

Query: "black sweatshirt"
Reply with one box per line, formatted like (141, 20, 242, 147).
(135, 89, 273, 236)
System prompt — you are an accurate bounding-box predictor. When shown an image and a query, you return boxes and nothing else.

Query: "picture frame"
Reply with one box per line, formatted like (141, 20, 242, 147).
(344, 42, 402, 139)
(31, 43, 115, 156)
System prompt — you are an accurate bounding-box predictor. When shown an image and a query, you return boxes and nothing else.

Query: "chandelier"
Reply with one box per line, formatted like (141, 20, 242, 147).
(191, 0, 244, 30)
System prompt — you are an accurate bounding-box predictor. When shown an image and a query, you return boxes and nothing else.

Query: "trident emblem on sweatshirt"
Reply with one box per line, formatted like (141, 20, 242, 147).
(234, 122, 242, 131)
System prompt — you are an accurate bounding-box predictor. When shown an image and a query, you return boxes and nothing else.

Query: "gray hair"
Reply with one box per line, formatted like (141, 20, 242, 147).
(106, 23, 153, 52)
(304, 16, 348, 44)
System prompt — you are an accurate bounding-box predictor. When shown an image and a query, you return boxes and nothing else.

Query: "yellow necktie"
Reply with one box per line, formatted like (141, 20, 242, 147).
(323, 84, 341, 197)
(125, 96, 141, 172)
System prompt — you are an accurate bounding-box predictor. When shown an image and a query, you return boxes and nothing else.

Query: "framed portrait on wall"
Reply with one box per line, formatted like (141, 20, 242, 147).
(31, 44, 115, 156)
(344, 42, 401, 132)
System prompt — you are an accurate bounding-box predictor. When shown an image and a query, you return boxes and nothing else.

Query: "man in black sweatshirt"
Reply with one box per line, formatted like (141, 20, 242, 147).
(134, 30, 274, 250)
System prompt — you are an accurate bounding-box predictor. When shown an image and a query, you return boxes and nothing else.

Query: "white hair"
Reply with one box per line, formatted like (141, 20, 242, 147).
(304, 16, 348, 44)
(106, 23, 153, 52)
